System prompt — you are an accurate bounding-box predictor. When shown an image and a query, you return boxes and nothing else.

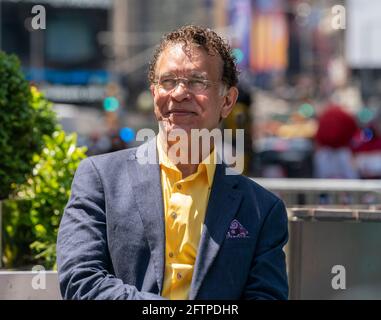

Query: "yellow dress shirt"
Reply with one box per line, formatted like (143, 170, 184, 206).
(157, 137, 216, 300)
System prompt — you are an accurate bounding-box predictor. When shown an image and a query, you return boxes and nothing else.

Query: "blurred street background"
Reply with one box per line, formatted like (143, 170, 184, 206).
(1, 0, 381, 179)
(2, 0, 381, 300)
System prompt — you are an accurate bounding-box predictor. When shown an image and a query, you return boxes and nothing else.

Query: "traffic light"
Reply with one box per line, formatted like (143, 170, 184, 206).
(103, 96, 119, 112)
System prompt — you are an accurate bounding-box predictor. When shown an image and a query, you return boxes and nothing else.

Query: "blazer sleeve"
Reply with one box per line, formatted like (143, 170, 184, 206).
(243, 199, 289, 300)
(56, 158, 165, 300)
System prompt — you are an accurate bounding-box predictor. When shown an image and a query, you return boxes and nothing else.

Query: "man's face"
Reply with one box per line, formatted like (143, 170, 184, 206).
(151, 43, 238, 136)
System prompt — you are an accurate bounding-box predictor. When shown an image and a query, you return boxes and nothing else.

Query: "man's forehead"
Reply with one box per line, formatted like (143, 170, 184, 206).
(159, 43, 207, 64)
(164, 42, 207, 55)
(156, 42, 222, 74)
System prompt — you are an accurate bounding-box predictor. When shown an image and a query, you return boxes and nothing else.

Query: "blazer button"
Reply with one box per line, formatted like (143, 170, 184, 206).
(176, 184, 182, 190)
(171, 212, 177, 219)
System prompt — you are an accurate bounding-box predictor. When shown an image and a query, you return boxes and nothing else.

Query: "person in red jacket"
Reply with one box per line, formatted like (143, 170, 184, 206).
(314, 104, 359, 179)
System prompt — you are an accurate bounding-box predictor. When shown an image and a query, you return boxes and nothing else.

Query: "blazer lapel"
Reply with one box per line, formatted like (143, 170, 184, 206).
(127, 138, 165, 293)
(189, 163, 243, 299)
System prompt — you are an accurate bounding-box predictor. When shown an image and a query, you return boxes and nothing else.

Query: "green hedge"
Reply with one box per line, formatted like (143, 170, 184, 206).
(0, 51, 87, 269)
(2, 131, 87, 269)
(0, 51, 56, 200)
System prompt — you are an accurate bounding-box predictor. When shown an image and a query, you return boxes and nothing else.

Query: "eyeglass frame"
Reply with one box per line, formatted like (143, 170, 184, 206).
(152, 73, 226, 95)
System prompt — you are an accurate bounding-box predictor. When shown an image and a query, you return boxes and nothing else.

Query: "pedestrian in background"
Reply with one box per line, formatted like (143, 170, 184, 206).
(314, 104, 359, 179)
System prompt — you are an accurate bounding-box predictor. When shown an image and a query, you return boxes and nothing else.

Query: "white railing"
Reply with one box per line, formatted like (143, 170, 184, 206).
(252, 178, 381, 206)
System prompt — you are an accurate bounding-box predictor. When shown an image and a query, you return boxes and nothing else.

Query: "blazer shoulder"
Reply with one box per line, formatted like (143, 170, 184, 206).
(86, 137, 156, 169)
(84, 147, 138, 171)
(237, 174, 283, 206)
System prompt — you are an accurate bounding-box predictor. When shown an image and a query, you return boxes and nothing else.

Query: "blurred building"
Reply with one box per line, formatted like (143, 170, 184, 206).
(108, 0, 214, 107)
(2, 0, 381, 173)
(0, 0, 218, 151)
(1, 0, 111, 109)
(0, 0, 115, 149)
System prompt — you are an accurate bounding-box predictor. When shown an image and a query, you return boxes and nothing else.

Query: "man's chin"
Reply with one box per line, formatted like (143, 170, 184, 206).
(164, 124, 194, 135)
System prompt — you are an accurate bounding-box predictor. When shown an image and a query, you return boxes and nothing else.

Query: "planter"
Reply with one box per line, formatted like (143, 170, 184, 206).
(0, 200, 61, 299)
(0, 271, 61, 299)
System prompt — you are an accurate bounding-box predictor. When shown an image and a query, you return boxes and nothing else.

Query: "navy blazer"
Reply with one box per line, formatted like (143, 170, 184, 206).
(56, 138, 289, 300)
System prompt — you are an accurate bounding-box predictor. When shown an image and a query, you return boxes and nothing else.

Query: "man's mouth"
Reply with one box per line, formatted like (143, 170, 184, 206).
(166, 110, 197, 116)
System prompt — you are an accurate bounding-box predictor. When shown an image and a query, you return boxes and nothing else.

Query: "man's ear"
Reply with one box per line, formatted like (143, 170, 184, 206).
(221, 86, 239, 119)
(150, 84, 156, 98)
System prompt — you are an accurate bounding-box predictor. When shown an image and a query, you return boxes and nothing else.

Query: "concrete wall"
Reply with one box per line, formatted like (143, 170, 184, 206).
(0, 271, 61, 300)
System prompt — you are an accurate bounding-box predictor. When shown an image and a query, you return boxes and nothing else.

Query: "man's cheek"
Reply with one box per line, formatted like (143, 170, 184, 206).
(154, 107, 163, 121)
(154, 101, 165, 114)
(156, 97, 168, 111)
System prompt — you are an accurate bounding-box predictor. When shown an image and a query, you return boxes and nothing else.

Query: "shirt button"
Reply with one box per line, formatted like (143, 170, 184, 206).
(169, 252, 174, 258)
(177, 272, 182, 280)
(171, 212, 177, 219)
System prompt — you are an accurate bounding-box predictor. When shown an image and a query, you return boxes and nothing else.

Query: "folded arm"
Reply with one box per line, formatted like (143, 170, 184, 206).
(56, 158, 165, 300)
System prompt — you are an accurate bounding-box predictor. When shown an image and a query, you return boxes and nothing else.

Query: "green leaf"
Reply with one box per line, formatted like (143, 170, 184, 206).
(1, 51, 86, 269)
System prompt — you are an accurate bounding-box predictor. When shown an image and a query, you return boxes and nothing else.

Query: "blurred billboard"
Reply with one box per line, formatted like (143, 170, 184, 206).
(346, 0, 381, 68)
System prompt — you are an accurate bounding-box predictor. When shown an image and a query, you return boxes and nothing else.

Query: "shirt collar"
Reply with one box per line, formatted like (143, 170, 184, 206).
(156, 135, 216, 187)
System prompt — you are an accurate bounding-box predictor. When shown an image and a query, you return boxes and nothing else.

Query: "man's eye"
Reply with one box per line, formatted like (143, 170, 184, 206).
(160, 79, 176, 89)
(189, 79, 205, 88)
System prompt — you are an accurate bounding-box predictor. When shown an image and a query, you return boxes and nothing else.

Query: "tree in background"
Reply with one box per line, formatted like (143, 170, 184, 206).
(0, 52, 56, 200)
(0, 51, 86, 269)
(3, 130, 87, 269)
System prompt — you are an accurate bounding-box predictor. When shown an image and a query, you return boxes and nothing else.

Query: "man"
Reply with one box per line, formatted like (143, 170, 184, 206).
(57, 25, 289, 300)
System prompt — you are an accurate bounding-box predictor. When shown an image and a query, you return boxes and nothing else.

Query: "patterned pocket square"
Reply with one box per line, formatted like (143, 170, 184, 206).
(226, 219, 249, 238)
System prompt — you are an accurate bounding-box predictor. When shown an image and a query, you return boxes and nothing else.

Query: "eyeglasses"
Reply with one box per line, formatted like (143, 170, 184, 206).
(153, 75, 220, 94)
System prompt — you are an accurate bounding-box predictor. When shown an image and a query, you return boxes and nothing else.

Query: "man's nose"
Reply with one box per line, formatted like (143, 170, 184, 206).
(170, 82, 190, 101)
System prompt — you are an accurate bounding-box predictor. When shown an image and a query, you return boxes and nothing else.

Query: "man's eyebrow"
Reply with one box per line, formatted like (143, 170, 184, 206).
(158, 71, 208, 78)
(189, 71, 208, 79)
(159, 72, 176, 78)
